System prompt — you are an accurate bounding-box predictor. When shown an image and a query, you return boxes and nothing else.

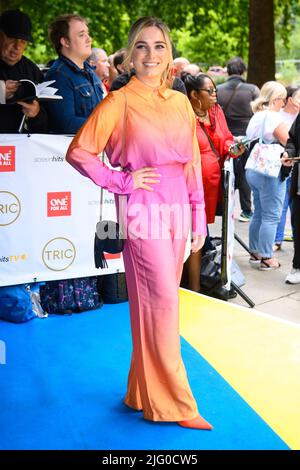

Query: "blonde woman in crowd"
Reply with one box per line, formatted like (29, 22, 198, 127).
(246, 81, 291, 270)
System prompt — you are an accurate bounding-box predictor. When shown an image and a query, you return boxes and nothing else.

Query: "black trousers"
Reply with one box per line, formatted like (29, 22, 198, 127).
(234, 150, 252, 213)
(291, 195, 300, 269)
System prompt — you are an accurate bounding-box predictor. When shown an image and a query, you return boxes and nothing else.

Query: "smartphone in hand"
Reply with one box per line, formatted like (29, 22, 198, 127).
(229, 138, 247, 156)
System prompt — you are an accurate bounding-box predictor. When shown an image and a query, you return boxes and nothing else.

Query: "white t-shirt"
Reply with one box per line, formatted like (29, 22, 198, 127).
(278, 109, 298, 129)
(246, 110, 284, 143)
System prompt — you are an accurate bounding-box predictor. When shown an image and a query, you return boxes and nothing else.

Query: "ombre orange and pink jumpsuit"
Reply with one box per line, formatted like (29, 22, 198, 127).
(66, 76, 206, 422)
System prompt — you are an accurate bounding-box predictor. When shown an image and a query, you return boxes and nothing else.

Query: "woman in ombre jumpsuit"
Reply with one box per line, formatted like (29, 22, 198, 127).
(66, 17, 212, 430)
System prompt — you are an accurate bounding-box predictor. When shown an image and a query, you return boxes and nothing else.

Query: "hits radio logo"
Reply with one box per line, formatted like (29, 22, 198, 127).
(47, 192, 71, 217)
(0, 146, 15, 172)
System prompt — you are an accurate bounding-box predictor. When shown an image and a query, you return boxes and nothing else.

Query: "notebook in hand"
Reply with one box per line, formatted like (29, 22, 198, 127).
(9, 79, 63, 103)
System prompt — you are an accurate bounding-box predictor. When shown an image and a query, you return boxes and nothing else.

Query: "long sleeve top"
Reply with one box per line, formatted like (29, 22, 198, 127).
(66, 76, 206, 235)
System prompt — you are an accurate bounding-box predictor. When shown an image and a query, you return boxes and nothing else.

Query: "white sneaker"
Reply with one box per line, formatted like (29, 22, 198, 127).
(285, 269, 300, 284)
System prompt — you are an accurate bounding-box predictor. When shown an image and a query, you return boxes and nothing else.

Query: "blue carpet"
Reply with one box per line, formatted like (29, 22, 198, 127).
(0, 303, 289, 450)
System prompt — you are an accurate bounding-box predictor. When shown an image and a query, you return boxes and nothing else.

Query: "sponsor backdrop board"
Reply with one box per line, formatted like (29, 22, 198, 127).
(0, 134, 123, 286)
(0, 134, 232, 288)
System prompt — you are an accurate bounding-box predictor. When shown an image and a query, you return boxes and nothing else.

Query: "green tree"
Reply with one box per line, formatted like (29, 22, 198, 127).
(170, 0, 249, 66)
(1, 0, 300, 78)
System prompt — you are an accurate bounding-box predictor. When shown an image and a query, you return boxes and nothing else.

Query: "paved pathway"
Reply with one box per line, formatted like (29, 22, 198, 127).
(210, 195, 300, 324)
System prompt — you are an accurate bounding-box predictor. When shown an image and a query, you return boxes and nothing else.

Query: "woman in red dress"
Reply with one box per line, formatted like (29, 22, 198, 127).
(181, 72, 244, 292)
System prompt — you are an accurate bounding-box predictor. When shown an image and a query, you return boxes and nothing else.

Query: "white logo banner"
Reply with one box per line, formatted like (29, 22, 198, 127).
(0, 134, 124, 286)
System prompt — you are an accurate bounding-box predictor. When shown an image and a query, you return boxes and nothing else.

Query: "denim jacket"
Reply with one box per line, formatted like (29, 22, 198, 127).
(45, 55, 103, 134)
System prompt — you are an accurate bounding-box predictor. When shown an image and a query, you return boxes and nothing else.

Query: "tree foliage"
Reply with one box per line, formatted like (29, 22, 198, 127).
(0, 0, 299, 70)
(171, 0, 249, 66)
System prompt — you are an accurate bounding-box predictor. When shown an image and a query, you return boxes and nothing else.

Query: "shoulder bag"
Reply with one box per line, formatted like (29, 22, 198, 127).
(245, 113, 283, 178)
(198, 119, 221, 166)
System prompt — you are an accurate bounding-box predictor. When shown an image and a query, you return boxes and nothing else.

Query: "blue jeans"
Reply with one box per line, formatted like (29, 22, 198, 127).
(246, 169, 285, 258)
(275, 176, 292, 243)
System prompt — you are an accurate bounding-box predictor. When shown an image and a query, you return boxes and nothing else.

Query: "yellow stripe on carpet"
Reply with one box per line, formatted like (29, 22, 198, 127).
(179, 288, 300, 450)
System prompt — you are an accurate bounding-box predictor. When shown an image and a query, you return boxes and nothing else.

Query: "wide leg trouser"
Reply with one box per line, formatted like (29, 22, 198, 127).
(122, 165, 199, 422)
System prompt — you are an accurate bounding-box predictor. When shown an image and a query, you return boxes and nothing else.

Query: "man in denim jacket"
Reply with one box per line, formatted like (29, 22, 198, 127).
(45, 14, 103, 134)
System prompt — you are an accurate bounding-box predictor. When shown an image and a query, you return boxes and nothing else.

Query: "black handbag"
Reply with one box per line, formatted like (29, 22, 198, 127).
(94, 92, 128, 269)
(94, 220, 124, 269)
(200, 248, 221, 289)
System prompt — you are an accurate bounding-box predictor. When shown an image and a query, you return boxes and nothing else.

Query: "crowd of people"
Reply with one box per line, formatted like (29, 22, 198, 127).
(1, 8, 300, 429)
(1, 9, 298, 285)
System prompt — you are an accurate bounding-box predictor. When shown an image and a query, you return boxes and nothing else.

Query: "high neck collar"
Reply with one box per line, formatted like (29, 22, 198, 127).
(125, 75, 169, 100)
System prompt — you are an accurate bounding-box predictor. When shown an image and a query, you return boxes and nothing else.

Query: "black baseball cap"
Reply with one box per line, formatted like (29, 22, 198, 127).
(0, 10, 33, 43)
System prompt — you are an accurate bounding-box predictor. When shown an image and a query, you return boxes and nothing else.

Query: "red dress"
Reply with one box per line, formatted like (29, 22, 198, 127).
(196, 104, 234, 224)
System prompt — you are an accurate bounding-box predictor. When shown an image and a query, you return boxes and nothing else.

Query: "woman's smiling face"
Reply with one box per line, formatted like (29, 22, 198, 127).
(131, 26, 170, 86)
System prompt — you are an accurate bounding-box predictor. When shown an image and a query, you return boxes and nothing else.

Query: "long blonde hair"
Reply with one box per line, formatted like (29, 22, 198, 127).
(123, 16, 173, 86)
(251, 81, 287, 113)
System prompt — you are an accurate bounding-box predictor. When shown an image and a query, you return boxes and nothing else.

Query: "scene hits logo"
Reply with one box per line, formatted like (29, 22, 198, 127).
(0, 146, 15, 172)
(47, 192, 71, 217)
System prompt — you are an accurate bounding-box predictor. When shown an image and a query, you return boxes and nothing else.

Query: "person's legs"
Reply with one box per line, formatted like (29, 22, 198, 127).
(235, 151, 252, 218)
(124, 235, 202, 421)
(240, 189, 252, 214)
(123, 169, 210, 425)
(185, 229, 213, 292)
(238, 168, 252, 214)
(275, 176, 291, 245)
(291, 195, 300, 269)
(286, 195, 300, 283)
(246, 169, 262, 255)
(186, 249, 202, 292)
(250, 175, 284, 261)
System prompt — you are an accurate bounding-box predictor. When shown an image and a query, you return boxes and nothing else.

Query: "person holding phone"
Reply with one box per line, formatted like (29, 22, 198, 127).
(273, 86, 300, 252)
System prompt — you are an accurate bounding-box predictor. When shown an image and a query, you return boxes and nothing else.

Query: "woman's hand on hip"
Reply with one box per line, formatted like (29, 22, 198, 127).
(191, 234, 205, 253)
(131, 167, 161, 191)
